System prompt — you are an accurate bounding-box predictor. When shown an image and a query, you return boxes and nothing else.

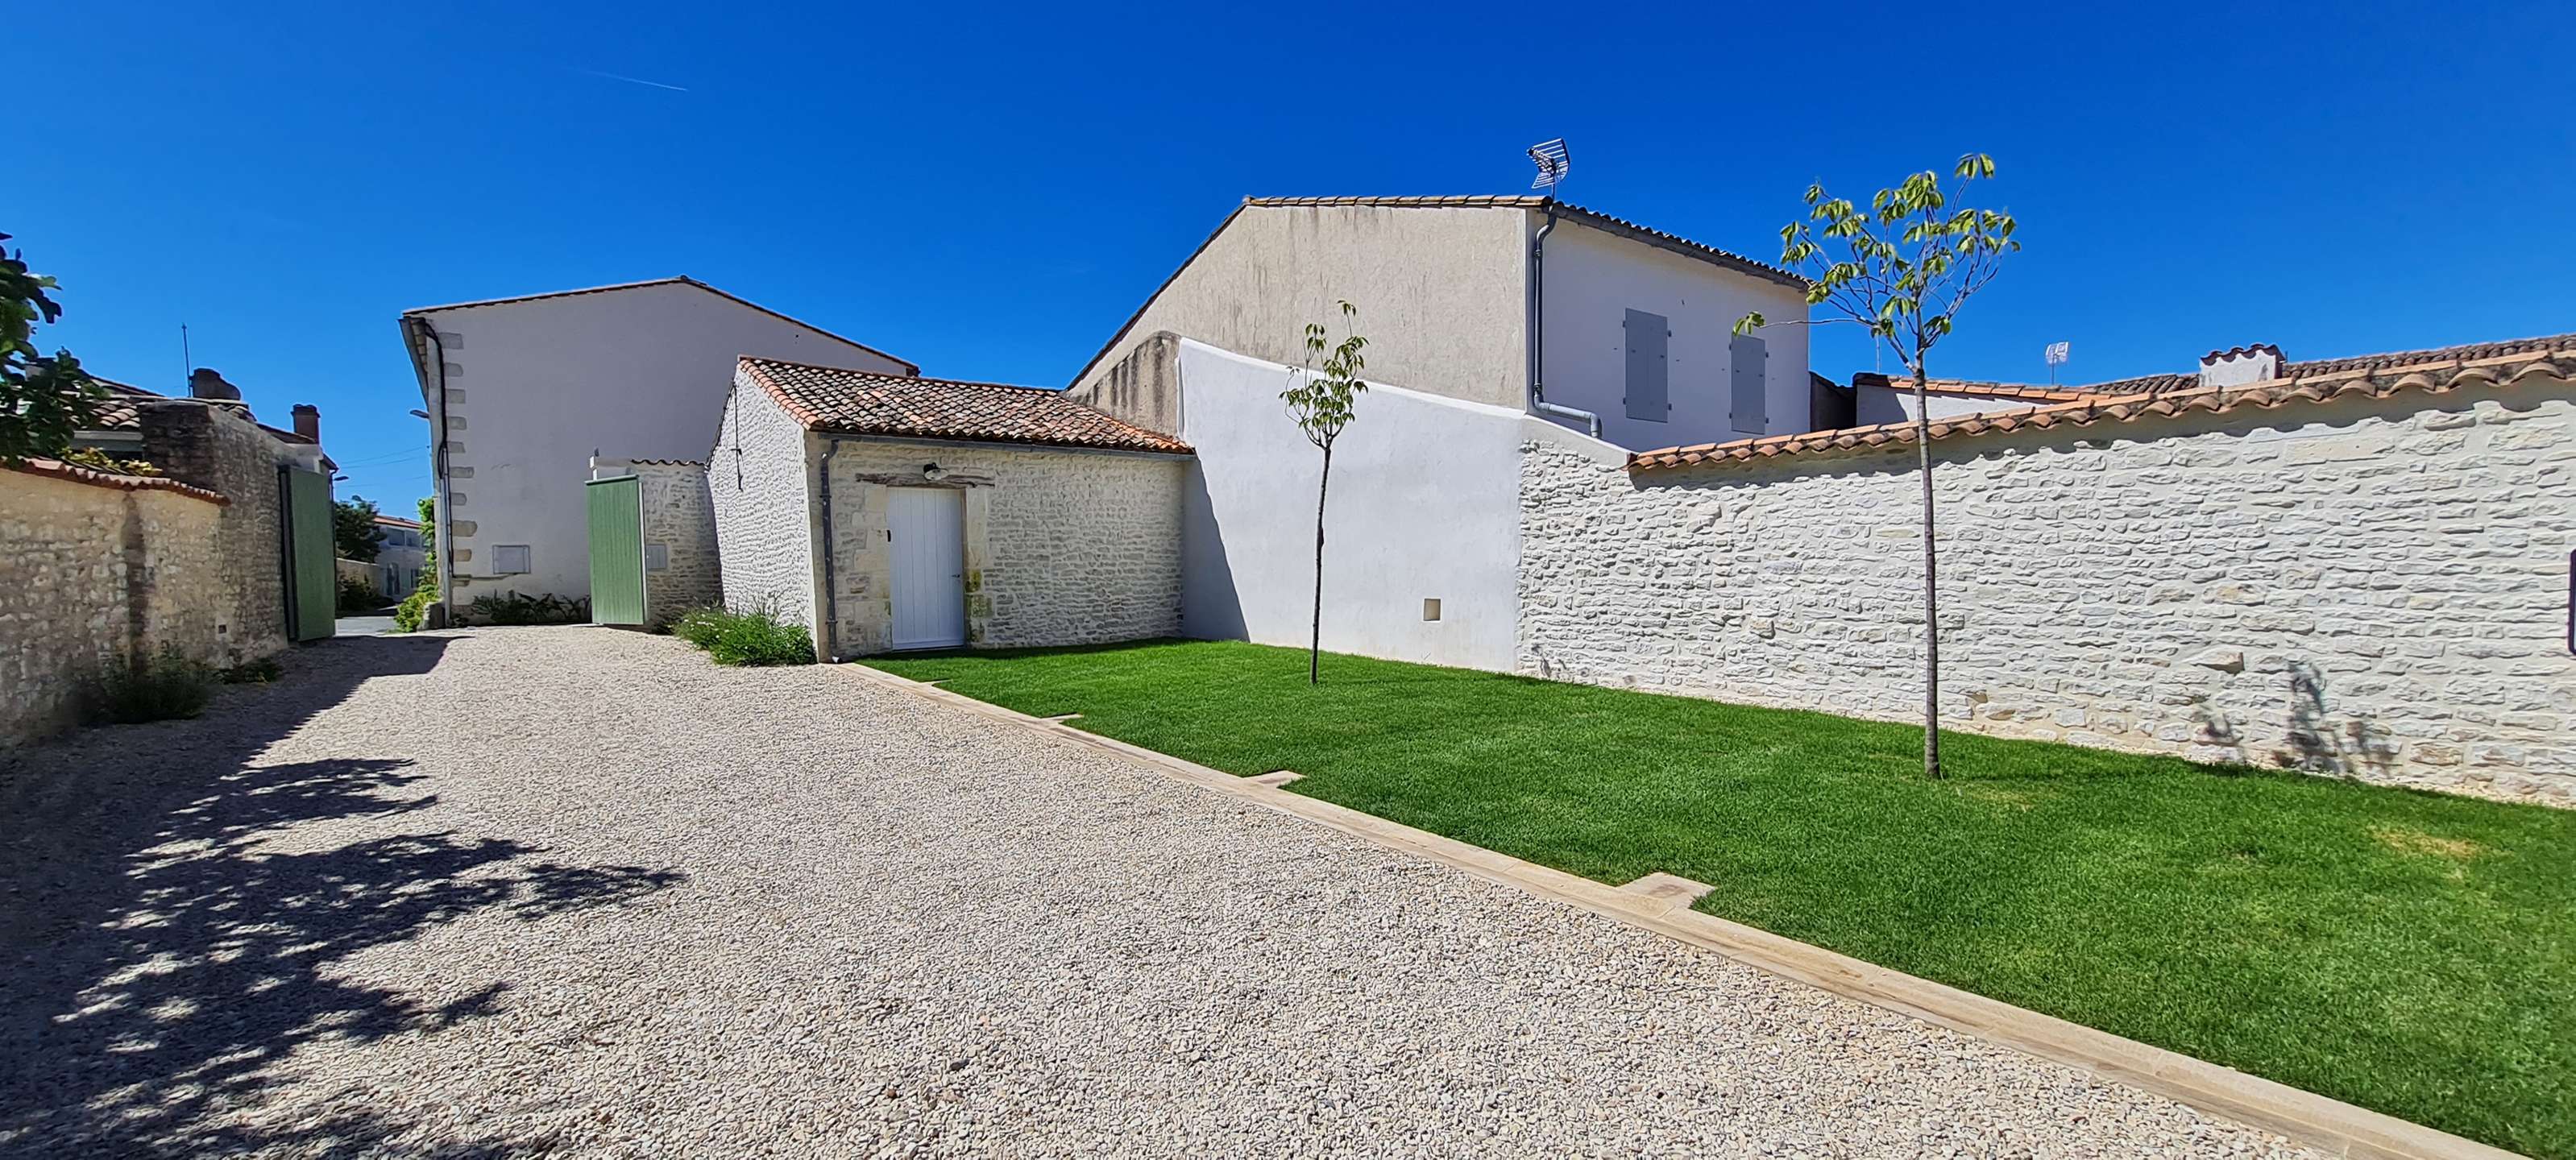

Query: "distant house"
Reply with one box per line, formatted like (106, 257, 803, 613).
(1068, 196, 1815, 451)
(705, 357, 1192, 659)
(396, 277, 913, 621)
(372, 514, 425, 596)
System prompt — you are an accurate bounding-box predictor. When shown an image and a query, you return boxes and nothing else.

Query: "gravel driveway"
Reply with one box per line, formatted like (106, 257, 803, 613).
(0, 628, 2319, 1158)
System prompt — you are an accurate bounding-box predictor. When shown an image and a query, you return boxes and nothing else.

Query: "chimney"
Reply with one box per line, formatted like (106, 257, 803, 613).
(291, 404, 320, 443)
(187, 367, 243, 401)
(2198, 344, 2285, 389)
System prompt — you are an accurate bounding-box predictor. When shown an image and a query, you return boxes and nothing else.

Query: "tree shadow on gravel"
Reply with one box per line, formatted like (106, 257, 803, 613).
(0, 636, 687, 1159)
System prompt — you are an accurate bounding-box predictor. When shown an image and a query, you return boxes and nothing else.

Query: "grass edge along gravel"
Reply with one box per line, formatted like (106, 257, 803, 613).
(864, 638, 2575, 1159)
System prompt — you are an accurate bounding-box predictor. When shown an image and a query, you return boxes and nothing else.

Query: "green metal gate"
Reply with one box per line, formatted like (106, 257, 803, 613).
(280, 466, 337, 642)
(587, 475, 645, 626)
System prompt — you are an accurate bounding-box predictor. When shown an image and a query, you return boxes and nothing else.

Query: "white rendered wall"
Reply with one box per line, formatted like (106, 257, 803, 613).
(1176, 339, 1620, 671)
(415, 282, 906, 604)
(1537, 218, 1812, 450)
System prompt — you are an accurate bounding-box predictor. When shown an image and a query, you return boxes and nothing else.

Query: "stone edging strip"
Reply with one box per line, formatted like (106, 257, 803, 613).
(840, 663, 2523, 1160)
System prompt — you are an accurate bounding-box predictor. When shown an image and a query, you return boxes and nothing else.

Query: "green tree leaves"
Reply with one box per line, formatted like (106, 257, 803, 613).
(334, 495, 388, 561)
(1283, 299, 1368, 450)
(0, 231, 108, 466)
(1733, 154, 2018, 369)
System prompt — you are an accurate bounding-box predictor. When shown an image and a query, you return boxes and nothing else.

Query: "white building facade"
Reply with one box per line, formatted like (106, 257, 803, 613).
(399, 278, 913, 618)
(1068, 197, 1815, 453)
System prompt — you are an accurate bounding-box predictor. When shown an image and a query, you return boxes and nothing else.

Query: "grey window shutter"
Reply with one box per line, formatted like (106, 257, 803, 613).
(1730, 333, 1768, 433)
(1624, 309, 1669, 423)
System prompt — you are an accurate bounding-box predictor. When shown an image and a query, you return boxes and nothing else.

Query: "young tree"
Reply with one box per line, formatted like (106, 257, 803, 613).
(1736, 155, 2019, 779)
(1281, 300, 1368, 685)
(1, 231, 107, 466)
(334, 495, 388, 561)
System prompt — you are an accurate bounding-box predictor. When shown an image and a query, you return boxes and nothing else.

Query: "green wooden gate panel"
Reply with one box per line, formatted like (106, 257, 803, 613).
(281, 466, 337, 641)
(587, 476, 645, 626)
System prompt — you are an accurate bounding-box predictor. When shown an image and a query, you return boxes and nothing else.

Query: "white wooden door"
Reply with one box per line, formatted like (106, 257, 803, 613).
(887, 487, 965, 650)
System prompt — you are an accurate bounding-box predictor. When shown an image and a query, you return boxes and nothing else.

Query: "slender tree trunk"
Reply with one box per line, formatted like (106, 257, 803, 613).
(1914, 351, 1943, 779)
(1310, 443, 1331, 685)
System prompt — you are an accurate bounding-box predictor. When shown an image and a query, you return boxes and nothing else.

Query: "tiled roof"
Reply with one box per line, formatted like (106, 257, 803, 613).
(1631, 334, 2576, 471)
(6, 457, 227, 503)
(81, 379, 334, 467)
(373, 514, 422, 529)
(1242, 196, 1806, 288)
(740, 358, 1192, 455)
(1865, 377, 2108, 404)
(84, 379, 160, 431)
(403, 277, 917, 375)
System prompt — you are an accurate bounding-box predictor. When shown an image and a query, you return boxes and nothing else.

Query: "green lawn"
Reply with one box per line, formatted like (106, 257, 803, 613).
(867, 639, 2575, 1157)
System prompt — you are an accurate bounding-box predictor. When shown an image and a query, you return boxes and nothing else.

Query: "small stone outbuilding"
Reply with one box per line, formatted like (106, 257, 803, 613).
(707, 357, 1192, 660)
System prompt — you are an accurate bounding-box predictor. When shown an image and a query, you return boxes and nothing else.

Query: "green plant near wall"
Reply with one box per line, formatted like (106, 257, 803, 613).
(670, 605, 815, 666)
(89, 648, 216, 724)
(337, 574, 382, 614)
(394, 495, 439, 632)
(464, 591, 589, 626)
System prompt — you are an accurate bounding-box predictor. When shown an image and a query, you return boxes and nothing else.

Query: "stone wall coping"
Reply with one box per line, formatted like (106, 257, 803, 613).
(1633, 344, 2575, 471)
(5, 458, 228, 504)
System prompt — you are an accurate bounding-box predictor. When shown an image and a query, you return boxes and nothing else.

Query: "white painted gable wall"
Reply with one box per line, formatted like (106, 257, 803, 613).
(417, 283, 906, 604)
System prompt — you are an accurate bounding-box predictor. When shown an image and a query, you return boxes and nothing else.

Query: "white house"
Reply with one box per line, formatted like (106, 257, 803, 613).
(707, 358, 1193, 660)
(397, 277, 914, 620)
(1068, 196, 1816, 452)
(371, 513, 425, 597)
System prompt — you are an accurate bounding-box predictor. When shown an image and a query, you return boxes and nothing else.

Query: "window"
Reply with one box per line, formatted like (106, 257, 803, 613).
(644, 543, 670, 572)
(1623, 309, 1669, 422)
(1730, 333, 1768, 433)
(493, 545, 532, 574)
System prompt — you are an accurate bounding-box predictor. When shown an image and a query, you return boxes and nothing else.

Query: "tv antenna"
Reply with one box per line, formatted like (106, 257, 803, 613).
(1527, 139, 1570, 193)
(2043, 340, 2070, 386)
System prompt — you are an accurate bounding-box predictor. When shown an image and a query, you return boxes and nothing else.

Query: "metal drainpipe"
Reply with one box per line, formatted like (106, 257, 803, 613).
(814, 440, 840, 662)
(1527, 201, 1603, 438)
(409, 317, 456, 627)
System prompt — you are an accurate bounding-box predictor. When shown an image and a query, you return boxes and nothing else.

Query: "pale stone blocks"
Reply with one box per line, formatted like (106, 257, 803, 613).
(1517, 387, 2576, 804)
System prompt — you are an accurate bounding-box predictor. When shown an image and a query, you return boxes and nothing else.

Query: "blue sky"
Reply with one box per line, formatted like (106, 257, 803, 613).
(23, 1, 2574, 506)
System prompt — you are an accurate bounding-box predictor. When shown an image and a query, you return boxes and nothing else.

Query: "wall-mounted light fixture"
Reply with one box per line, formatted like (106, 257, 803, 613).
(922, 462, 947, 482)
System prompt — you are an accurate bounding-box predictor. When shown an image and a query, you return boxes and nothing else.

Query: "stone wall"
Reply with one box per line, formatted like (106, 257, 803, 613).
(818, 440, 1185, 657)
(0, 462, 228, 743)
(1518, 383, 2576, 804)
(138, 399, 293, 659)
(633, 461, 720, 627)
(706, 375, 819, 632)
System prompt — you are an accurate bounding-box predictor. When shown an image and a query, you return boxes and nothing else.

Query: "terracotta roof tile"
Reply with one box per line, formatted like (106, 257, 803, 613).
(1867, 377, 2108, 404)
(1631, 333, 2576, 472)
(740, 358, 1191, 455)
(6, 457, 227, 503)
(83, 380, 160, 431)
